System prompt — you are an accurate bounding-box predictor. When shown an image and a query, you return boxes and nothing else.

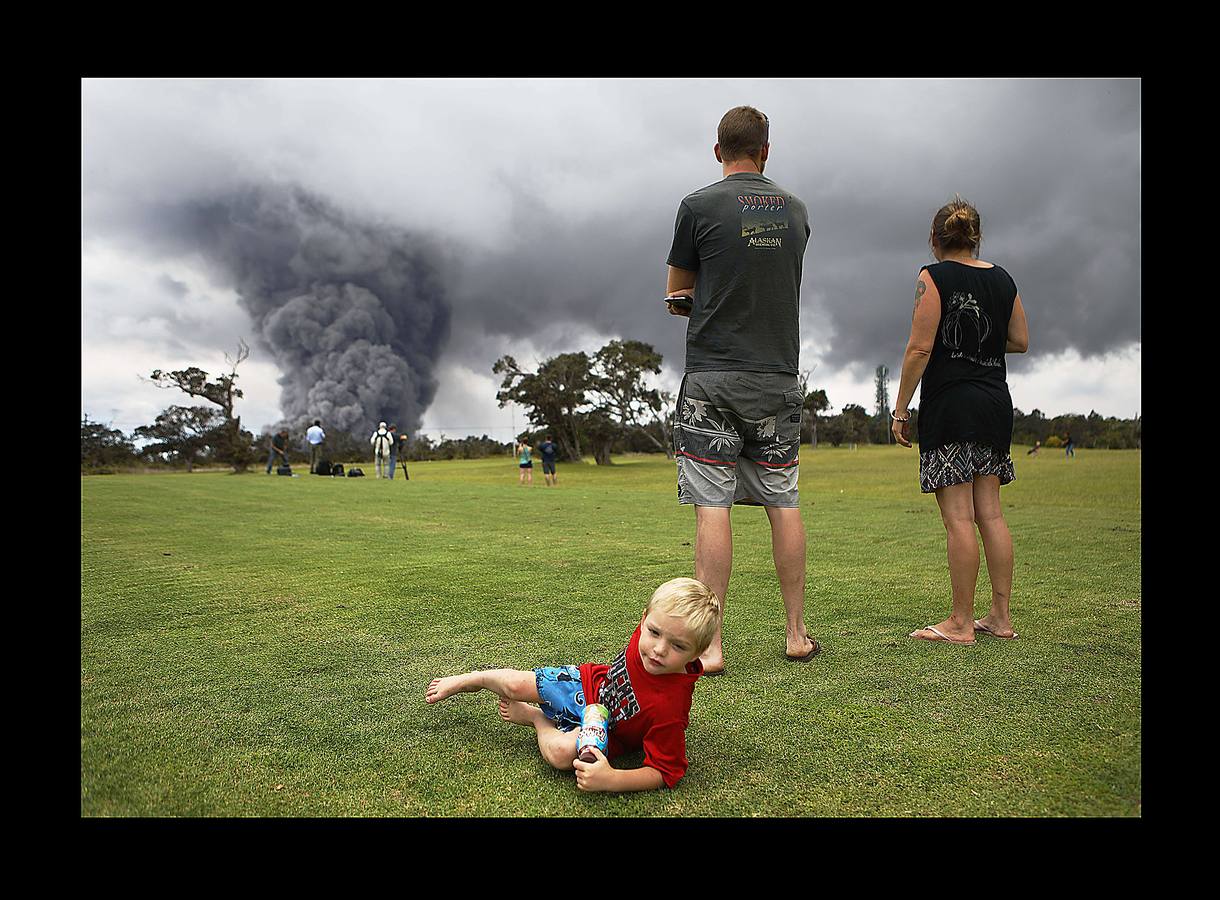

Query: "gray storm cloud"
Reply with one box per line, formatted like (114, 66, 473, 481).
(131, 185, 450, 435)
(84, 79, 1140, 430)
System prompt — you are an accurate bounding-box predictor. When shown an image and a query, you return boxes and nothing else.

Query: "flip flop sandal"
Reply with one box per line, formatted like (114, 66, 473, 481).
(911, 625, 975, 645)
(785, 637, 821, 661)
(974, 620, 1019, 640)
(702, 667, 726, 677)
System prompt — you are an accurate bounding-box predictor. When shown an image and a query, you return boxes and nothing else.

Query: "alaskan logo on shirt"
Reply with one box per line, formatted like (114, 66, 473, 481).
(599, 648, 641, 724)
(740, 193, 789, 243)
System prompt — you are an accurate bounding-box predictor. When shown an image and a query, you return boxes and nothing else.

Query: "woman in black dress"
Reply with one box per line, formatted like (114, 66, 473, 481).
(891, 197, 1029, 644)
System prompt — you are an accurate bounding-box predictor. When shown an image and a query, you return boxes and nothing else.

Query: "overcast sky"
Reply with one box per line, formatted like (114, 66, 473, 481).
(82, 78, 1141, 442)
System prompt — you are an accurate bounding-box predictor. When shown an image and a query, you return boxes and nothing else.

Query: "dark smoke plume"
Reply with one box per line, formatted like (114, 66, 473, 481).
(152, 184, 450, 436)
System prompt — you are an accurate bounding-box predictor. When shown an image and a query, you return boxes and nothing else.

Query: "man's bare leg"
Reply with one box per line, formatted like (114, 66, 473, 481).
(764, 506, 816, 657)
(694, 505, 732, 672)
(426, 668, 539, 704)
(499, 699, 578, 770)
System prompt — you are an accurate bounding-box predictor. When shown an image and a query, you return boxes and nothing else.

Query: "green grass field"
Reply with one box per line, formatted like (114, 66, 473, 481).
(80, 445, 1141, 817)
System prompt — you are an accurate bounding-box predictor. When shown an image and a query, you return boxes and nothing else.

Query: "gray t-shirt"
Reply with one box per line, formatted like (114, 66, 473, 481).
(667, 173, 810, 374)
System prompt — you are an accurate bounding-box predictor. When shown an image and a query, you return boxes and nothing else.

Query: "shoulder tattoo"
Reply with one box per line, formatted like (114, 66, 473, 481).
(914, 280, 927, 309)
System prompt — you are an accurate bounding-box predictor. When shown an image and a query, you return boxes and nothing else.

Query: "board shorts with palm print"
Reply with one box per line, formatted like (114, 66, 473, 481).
(674, 371, 804, 508)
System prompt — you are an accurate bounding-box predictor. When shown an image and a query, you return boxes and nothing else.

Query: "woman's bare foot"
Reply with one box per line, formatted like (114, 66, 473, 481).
(426, 673, 481, 704)
(974, 615, 1018, 639)
(498, 698, 543, 726)
(910, 618, 976, 644)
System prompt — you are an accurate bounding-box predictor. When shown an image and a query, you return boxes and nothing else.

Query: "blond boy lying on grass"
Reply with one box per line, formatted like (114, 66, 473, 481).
(427, 578, 719, 791)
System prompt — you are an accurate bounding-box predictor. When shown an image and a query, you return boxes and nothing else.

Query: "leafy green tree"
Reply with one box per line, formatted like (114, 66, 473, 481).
(799, 389, 827, 447)
(840, 403, 870, 448)
(580, 409, 621, 466)
(402, 433, 436, 462)
(147, 341, 259, 472)
(134, 405, 221, 472)
(429, 434, 511, 461)
(317, 428, 367, 464)
(494, 352, 592, 462)
(588, 340, 668, 456)
(496, 340, 673, 465)
(820, 414, 845, 447)
(81, 415, 137, 472)
(654, 389, 677, 458)
(797, 369, 831, 448)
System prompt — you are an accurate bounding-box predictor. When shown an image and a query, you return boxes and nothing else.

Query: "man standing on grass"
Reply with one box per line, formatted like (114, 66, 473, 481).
(266, 427, 290, 474)
(371, 422, 393, 479)
(306, 419, 326, 473)
(387, 424, 400, 479)
(665, 105, 818, 675)
(539, 434, 559, 486)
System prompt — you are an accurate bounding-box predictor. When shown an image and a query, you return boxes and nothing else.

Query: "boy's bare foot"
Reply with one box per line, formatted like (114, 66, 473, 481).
(498, 698, 542, 726)
(426, 673, 481, 704)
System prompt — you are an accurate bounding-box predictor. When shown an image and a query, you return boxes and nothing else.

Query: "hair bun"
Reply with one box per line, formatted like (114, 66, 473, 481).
(932, 197, 981, 252)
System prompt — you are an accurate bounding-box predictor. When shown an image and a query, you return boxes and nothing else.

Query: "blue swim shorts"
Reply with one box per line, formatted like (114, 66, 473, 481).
(534, 665, 586, 732)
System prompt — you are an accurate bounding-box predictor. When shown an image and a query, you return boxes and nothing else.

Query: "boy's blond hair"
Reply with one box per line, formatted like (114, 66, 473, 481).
(645, 578, 721, 657)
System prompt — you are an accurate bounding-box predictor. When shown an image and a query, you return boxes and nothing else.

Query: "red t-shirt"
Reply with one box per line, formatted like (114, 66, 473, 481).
(579, 626, 703, 788)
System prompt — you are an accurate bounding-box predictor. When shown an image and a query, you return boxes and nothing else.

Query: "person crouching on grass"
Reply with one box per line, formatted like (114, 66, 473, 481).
(426, 577, 719, 792)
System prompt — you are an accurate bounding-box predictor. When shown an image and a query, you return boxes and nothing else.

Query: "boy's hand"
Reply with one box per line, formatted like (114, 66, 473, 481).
(573, 748, 615, 792)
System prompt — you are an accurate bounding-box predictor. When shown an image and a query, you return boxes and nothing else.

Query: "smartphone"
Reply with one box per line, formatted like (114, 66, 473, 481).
(665, 295, 693, 311)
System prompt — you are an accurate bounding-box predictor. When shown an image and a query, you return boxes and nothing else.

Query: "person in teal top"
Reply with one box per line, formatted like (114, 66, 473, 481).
(516, 439, 534, 486)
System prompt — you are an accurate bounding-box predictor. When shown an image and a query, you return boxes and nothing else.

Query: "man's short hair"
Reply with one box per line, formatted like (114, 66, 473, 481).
(645, 577, 721, 657)
(717, 106, 769, 162)
(313, 420, 321, 427)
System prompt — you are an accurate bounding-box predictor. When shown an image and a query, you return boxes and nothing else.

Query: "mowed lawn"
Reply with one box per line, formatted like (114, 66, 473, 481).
(81, 446, 1141, 817)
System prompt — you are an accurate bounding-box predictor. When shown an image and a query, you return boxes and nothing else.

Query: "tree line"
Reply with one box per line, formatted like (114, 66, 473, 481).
(82, 341, 492, 474)
(81, 341, 1141, 474)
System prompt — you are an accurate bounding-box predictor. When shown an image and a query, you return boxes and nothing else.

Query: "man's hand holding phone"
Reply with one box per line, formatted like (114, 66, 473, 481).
(665, 292, 693, 317)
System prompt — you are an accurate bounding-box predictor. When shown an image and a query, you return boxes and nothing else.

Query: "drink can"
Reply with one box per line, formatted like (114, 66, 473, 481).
(576, 703, 610, 762)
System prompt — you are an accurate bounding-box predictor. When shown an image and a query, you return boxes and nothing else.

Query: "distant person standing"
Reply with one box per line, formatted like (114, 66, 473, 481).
(892, 196, 1029, 645)
(665, 105, 816, 674)
(516, 439, 534, 486)
(1064, 431, 1075, 458)
(387, 424, 400, 479)
(306, 419, 326, 473)
(265, 428, 290, 474)
(371, 422, 393, 479)
(539, 435, 559, 486)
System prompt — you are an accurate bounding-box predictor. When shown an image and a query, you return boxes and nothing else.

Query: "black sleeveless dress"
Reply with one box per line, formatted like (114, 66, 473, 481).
(916, 261, 1018, 493)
